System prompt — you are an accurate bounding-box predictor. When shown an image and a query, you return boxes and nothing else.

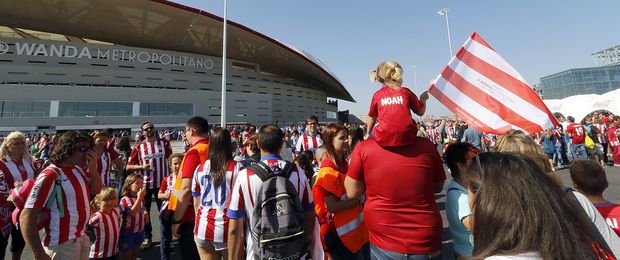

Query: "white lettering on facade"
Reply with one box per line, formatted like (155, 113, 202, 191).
(78, 47, 92, 59)
(64, 45, 78, 58)
(10, 42, 214, 70)
(34, 44, 48, 56)
(151, 53, 159, 64)
(137, 52, 150, 63)
(112, 49, 119, 61)
(50, 45, 63, 57)
(98, 49, 110, 59)
(128, 51, 136, 62)
(160, 54, 171, 65)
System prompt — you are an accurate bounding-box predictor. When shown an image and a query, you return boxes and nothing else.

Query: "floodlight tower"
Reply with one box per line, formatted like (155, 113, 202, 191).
(438, 8, 453, 58)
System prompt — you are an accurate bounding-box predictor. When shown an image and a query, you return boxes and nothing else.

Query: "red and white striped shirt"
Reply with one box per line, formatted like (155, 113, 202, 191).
(97, 150, 118, 187)
(128, 139, 172, 189)
(192, 160, 242, 242)
(24, 164, 91, 246)
(594, 123, 608, 143)
(119, 196, 146, 235)
(89, 207, 121, 258)
(426, 128, 438, 144)
(446, 125, 456, 139)
(159, 174, 177, 214)
(0, 157, 39, 189)
(295, 132, 323, 154)
(37, 138, 49, 150)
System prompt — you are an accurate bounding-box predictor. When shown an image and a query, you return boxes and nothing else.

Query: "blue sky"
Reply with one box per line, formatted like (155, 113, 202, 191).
(175, 0, 619, 117)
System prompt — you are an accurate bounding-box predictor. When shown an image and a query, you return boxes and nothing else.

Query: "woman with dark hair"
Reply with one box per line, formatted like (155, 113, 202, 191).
(444, 143, 480, 259)
(347, 126, 364, 159)
(313, 123, 368, 260)
(116, 136, 132, 199)
(494, 130, 620, 255)
(463, 152, 611, 259)
(191, 128, 243, 259)
(293, 152, 315, 185)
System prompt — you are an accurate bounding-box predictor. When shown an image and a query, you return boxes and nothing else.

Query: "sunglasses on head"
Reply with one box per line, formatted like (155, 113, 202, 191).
(143, 126, 154, 131)
(78, 146, 90, 152)
(473, 152, 493, 179)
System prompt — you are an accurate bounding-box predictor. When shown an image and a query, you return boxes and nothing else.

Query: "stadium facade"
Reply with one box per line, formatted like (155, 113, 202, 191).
(0, 0, 354, 133)
(540, 45, 620, 100)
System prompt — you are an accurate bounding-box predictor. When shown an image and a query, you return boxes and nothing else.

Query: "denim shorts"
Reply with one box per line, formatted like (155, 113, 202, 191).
(118, 232, 145, 252)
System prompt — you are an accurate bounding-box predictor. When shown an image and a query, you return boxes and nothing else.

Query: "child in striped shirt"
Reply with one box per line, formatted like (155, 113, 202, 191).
(89, 187, 121, 260)
(119, 173, 148, 260)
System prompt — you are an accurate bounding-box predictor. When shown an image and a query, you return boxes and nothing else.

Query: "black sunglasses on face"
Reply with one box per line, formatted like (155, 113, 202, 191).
(143, 126, 154, 131)
(78, 146, 90, 152)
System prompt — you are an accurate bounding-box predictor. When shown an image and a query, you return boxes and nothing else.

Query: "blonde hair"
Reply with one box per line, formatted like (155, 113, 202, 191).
(494, 130, 561, 185)
(0, 131, 34, 164)
(90, 187, 117, 212)
(91, 131, 110, 140)
(370, 61, 403, 87)
(121, 173, 143, 197)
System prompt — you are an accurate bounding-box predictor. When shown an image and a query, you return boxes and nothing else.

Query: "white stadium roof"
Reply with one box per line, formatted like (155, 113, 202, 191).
(0, 0, 355, 102)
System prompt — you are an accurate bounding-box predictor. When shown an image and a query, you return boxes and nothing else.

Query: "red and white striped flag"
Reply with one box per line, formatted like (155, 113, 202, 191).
(429, 32, 558, 135)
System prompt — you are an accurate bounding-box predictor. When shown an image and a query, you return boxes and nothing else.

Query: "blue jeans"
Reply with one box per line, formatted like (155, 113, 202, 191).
(370, 244, 441, 260)
(143, 188, 162, 240)
(571, 143, 588, 160)
(553, 143, 563, 165)
(160, 211, 173, 260)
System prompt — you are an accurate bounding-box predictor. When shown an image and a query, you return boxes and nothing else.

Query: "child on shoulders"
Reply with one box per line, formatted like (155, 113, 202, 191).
(367, 61, 428, 146)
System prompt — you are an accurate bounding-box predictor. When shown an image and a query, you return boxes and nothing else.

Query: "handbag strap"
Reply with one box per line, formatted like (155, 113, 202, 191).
(46, 166, 64, 218)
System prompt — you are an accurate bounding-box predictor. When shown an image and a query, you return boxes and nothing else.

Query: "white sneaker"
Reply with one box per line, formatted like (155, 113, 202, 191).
(141, 238, 152, 250)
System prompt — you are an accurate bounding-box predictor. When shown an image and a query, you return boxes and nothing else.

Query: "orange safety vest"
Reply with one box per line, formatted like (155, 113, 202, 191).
(313, 166, 368, 253)
(168, 142, 209, 211)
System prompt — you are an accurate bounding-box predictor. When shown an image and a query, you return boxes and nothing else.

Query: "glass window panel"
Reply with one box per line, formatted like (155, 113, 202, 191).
(97, 102, 116, 116)
(13, 101, 32, 118)
(31, 101, 50, 117)
(78, 102, 97, 117)
(115, 103, 132, 116)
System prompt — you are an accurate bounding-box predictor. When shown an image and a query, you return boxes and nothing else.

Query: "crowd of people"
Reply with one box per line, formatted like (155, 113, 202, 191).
(0, 61, 618, 260)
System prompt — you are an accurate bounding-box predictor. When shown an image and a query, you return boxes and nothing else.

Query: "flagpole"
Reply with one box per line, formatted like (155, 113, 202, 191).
(221, 0, 228, 128)
(438, 8, 453, 58)
(411, 65, 420, 122)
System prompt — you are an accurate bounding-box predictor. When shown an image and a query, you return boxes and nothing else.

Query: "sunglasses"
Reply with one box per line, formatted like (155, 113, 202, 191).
(473, 152, 492, 179)
(142, 126, 154, 131)
(78, 146, 90, 152)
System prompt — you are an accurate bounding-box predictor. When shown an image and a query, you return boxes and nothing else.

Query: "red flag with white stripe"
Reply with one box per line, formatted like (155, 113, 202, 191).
(429, 32, 558, 134)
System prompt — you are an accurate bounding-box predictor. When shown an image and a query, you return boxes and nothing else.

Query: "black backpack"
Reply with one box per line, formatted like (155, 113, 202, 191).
(247, 161, 307, 260)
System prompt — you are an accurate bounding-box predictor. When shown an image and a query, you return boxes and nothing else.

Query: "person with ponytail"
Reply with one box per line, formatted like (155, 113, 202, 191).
(367, 61, 428, 147)
(191, 127, 243, 259)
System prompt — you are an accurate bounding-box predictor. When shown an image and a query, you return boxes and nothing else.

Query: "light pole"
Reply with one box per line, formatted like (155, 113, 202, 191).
(221, 0, 228, 128)
(411, 65, 421, 122)
(438, 8, 453, 58)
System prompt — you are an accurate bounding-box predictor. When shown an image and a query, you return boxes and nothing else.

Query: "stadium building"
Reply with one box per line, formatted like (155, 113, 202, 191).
(0, 0, 354, 133)
(540, 45, 620, 100)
